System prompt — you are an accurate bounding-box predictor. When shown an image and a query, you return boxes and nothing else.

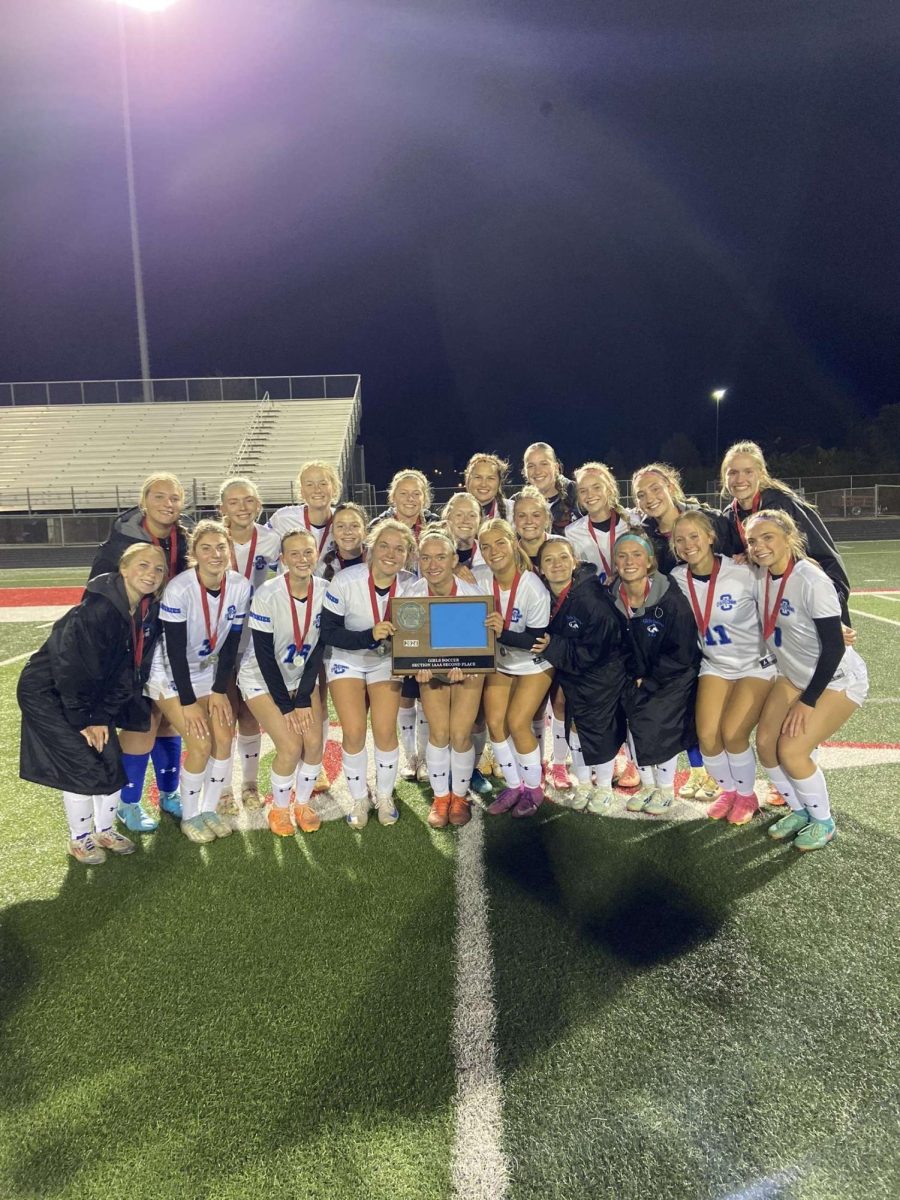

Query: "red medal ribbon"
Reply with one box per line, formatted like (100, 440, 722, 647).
(493, 572, 522, 631)
(197, 570, 227, 651)
(732, 491, 761, 547)
(763, 559, 795, 641)
(368, 570, 398, 627)
(587, 513, 619, 578)
(550, 582, 572, 620)
(619, 579, 651, 618)
(230, 527, 258, 579)
(427, 580, 458, 598)
(142, 519, 178, 577)
(131, 596, 150, 671)
(686, 556, 722, 637)
(305, 508, 333, 556)
(484, 499, 498, 520)
(285, 574, 313, 652)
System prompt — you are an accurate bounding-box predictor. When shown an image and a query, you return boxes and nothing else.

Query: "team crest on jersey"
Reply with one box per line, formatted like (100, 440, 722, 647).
(780, 599, 794, 616)
(254, 554, 267, 570)
(226, 604, 237, 622)
(511, 607, 522, 624)
(314, 614, 321, 628)
(718, 593, 736, 611)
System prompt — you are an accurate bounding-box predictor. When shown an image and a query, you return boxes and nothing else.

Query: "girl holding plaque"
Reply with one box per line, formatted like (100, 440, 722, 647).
(320, 519, 416, 828)
(238, 529, 328, 837)
(404, 527, 487, 829)
(745, 510, 867, 852)
(479, 518, 553, 819)
(145, 521, 252, 843)
(610, 532, 701, 817)
(669, 510, 775, 826)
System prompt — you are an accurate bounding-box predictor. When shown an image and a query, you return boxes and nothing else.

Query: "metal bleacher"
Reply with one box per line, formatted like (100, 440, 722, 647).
(0, 374, 362, 513)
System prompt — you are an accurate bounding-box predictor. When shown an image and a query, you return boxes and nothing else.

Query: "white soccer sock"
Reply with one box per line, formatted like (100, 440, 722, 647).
(270, 768, 294, 809)
(491, 739, 521, 788)
(567, 731, 591, 783)
(92, 792, 119, 833)
(62, 791, 93, 840)
(294, 761, 322, 805)
(415, 703, 429, 760)
(425, 741, 451, 795)
(201, 757, 230, 813)
(702, 750, 736, 792)
(398, 706, 416, 758)
(531, 716, 546, 757)
(450, 746, 476, 798)
(472, 725, 487, 761)
(787, 767, 831, 822)
(222, 749, 235, 791)
(726, 747, 758, 794)
(180, 766, 206, 820)
(766, 764, 803, 812)
(236, 733, 261, 787)
(342, 747, 369, 801)
(551, 717, 568, 765)
(653, 757, 678, 788)
(638, 766, 655, 788)
(594, 757, 616, 790)
(374, 746, 400, 798)
(518, 745, 543, 788)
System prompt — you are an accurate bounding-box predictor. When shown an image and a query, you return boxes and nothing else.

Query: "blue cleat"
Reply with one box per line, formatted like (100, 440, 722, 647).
(117, 798, 159, 833)
(468, 768, 493, 798)
(159, 791, 182, 820)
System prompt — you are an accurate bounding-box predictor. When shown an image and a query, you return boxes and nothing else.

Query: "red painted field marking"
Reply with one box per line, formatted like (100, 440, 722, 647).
(0, 587, 84, 606)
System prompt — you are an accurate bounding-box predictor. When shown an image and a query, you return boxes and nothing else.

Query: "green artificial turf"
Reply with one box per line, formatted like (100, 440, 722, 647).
(0, 622, 49, 663)
(0, 567, 90, 589)
(483, 766, 900, 1200)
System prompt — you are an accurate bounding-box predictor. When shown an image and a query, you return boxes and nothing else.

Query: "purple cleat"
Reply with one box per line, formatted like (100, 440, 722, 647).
(487, 785, 523, 815)
(512, 785, 544, 819)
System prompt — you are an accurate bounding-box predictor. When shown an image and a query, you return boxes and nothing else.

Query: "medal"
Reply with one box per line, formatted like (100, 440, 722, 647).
(197, 570, 227, 655)
(686, 557, 721, 637)
(142, 518, 179, 576)
(231, 527, 258, 579)
(285, 574, 313, 663)
(763, 559, 795, 641)
(587, 513, 619, 579)
(305, 507, 333, 557)
(368, 570, 398, 656)
(732, 492, 761, 547)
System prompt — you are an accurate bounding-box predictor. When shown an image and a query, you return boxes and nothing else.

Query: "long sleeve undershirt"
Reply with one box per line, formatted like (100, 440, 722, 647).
(801, 616, 845, 707)
(164, 621, 241, 706)
(319, 607, 378, 651)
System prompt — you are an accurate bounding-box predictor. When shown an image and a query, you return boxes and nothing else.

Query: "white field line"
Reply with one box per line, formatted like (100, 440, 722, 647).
(848, 607, 900, 628)
(451, 805, 510, 1200)
(0, 650, 34, 668)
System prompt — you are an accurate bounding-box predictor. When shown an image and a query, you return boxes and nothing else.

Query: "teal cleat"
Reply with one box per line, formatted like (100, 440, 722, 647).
(159, 791, 182, 819)
(468, 768, 493, 798)
(117, 798, 159, 833)
(767, 809, 811, 842)
(793, 817, 836, 853)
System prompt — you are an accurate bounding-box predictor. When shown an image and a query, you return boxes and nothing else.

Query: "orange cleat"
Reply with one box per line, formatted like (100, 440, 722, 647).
(428, 794, 452, 829)
(267, 805, 294, 837)
(448, 795, 472, 827)
(292, 802, 321, 833)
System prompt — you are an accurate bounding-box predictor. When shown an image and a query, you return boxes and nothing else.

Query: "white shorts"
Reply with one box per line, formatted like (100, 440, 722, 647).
(826, 658, 869, 707)
(236, 658, 269, 700)
(326, 650, 395, 686)
(700, 658, 777, 683)
(145, 658, 216, 703)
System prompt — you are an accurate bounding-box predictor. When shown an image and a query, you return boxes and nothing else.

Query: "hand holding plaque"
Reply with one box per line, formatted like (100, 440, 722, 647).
(390, 596, 497, 675)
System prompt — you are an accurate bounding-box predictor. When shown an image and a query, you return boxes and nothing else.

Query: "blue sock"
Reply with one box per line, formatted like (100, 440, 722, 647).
(687, 745, 703, 769)
(120, 752, 150, 806)
(150, 736, 182, 795)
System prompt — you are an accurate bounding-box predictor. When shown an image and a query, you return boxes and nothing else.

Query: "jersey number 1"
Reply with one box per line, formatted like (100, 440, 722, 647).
(703, 624, 733, 647)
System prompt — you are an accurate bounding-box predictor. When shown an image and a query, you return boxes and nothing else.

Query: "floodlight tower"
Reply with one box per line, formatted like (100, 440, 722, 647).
(111, 0, 179, 402)
(711, 388, 728, 465)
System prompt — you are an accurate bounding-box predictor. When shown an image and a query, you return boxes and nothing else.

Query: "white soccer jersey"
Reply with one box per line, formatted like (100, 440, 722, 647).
(230, 523, 281, 653)
(404, 575, 487, 599)
(490, 570, 551, 676)
(266, 504, 336, 563)
(322, 564, 416, 670)
(156, 568, 251, 675)
(754, 558, 865, 692)
(238, 573, 327, 696)
(564, 514, 625, 584)
(671, 557, 774, 678)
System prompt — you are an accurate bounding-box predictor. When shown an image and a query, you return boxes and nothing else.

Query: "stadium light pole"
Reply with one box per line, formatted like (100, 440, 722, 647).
(711, 388, 728, 465)
(112, 0, 179, 403)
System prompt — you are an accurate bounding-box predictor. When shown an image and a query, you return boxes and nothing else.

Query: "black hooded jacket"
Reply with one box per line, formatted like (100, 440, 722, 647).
(540, 563, 627, 763)
(90, 506, 192, 581)
(639, 504, 741, 576)
(18, 574, 162, 791)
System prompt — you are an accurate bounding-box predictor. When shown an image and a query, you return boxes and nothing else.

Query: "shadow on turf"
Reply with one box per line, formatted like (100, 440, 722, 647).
(0, 804, 458, 1197)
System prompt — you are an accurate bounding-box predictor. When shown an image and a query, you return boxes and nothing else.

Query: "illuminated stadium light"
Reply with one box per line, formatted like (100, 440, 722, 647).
(113, 0, 179, 11)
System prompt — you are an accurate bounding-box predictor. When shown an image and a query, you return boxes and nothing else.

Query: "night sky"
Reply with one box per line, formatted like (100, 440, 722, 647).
(2, 0, 898, 485)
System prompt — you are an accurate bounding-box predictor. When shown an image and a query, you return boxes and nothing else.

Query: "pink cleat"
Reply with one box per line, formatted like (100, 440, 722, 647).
(728, 793, 760, 826)
(487, 785, 523, 815)
(707, 790, 736, 821)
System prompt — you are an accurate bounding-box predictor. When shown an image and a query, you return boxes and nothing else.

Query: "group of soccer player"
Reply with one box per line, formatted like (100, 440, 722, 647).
(17, 437, 867, 864)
